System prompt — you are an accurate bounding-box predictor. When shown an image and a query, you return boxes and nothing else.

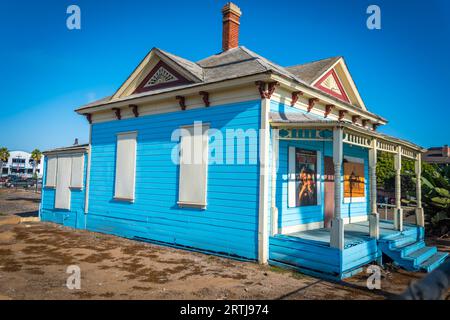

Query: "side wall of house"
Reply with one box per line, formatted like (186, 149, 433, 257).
(85, 100, 261, 260)
(40, 153, 88, 229)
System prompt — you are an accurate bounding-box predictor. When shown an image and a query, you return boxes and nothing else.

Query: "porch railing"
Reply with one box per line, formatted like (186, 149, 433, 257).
(376, 203, 418, 224)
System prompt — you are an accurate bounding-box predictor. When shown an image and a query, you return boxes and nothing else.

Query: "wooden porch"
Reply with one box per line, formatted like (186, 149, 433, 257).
(268, 220, 425, 280)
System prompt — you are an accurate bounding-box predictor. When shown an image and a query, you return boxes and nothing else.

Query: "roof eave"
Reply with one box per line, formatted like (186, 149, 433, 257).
(268, 72, 388, 124)
(75, 72, 273, 114)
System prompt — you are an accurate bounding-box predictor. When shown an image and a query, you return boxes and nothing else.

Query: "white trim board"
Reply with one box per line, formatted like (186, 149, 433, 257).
(343, 215, 368, 224)
(280, 221, 324, 234)
(344, 196, 366, 204)
(279, 215, 369, 235)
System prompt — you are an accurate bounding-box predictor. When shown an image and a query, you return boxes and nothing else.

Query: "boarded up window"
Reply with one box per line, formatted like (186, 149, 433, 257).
(55, 156, 72, 210)
(45, 156, 57, 187)
(114, 132, 137, 201)
(70, 154, 84, 189)
(344, 160, 365, 199)
(178, 124, 209, 208)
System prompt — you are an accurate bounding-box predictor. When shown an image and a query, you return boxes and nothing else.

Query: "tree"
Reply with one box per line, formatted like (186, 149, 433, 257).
(0, 147, 10, 177)
(376, 152, 416, 197)
(30, 149, 42, 192)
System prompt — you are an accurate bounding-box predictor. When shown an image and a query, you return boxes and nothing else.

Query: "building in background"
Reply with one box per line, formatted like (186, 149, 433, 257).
(423, 145, 450, 165)
(1, 150, 44, 178)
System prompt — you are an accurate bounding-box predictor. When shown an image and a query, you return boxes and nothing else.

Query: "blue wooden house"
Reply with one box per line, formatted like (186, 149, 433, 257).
(40, 3, 447, 279)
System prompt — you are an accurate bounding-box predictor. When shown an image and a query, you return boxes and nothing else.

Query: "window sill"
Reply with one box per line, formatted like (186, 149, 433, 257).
(344, 197, 366, 204)
(177, 201, 207, 210)
(113, 197, 135, 203)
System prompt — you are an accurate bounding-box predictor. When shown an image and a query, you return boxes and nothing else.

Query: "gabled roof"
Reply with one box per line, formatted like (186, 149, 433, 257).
(77, 46, 377, 120)
(157, 48, 204, 81)
(285, 57, 341, 85)
(43, 144, 89, 155)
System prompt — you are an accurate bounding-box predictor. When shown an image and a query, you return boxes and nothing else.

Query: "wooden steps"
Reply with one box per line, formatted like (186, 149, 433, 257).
(378, 226, 448, 273)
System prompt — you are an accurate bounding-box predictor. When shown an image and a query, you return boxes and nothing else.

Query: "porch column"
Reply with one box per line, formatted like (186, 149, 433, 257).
(258, 84, 271, 264)
(394, 146, 403, 231)
(369, 138, 379, 239)
(330, 126, 344, 250)
(270, 128, 279, 236)
(415, 153, 425, 227)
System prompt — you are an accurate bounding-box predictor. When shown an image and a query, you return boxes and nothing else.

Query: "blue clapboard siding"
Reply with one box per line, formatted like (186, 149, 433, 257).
(40, 154, 88, 228)
(86, 100, 261, 260)
(269, 235, 341, 276)
(269, 233, 379, 279)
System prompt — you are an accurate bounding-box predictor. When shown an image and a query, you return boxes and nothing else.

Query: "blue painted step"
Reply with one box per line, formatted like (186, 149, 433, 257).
(419, 252, 449, 273)
(379, 231, 448, 272)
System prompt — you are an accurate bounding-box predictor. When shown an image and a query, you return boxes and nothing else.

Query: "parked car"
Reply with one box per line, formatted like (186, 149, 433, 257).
(5, 177, 34, 188)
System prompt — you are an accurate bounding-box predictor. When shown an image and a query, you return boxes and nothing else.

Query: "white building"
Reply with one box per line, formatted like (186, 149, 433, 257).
(1, 150, 44, 178)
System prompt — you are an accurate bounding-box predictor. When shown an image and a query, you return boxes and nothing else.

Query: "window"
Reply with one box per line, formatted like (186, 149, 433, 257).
(70, 154, 84, 189)
(343, 157, 365, 202)
(178, 123, 209, 208)
(114, 132, 137, 201)
(45, 153, 86, 210)
(45, 156, 57, 187)
(55, 155, 72, 210)
(288, 147, 321, 207)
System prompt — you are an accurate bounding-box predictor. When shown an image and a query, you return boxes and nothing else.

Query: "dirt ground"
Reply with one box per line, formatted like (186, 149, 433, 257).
(0, 188, 448, 300)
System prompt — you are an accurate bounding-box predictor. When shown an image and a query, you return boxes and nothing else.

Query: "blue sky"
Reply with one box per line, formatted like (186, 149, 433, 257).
(0, 0, 449, 151)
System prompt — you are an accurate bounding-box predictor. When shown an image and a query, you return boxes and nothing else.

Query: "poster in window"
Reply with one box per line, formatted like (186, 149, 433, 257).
(295, 148, 317, 207)
(344, 161, 365, 198)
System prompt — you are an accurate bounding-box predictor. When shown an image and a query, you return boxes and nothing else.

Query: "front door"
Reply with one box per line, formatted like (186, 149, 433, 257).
(324, 156, 334, 228)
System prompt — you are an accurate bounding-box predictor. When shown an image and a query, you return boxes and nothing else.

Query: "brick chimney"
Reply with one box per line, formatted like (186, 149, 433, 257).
(222, 2, 242, 51)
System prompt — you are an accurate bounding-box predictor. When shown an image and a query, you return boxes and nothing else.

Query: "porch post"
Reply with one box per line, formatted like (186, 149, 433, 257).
(369, 138, 379, 239)
(258, 84, 270, 264)
(270, 128, 279, 236)
(415, 153, 425, 227)
(330, 126, 344, 250)
(394, 146, 403, 231)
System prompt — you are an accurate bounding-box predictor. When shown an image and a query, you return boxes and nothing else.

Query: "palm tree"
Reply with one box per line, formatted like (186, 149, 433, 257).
(0, 147, 10, 177)
(30, 149, 42, 192)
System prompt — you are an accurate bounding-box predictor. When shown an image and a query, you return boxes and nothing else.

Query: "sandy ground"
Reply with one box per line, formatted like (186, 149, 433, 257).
(0, 188, 448, 300)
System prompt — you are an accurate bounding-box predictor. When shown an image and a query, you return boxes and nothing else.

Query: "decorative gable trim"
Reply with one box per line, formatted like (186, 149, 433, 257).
(314, 69, 350, 103)
(134, 61, 191, 94)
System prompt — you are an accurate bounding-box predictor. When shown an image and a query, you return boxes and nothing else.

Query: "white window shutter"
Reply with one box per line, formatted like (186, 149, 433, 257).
(178, 124, 209, 208)
(70, 154, 84, 189)
(55, 156, 72, 210)
(288, 146, 296, 208)
(114, 132, 137, 201)
(45, 156, 57, 188)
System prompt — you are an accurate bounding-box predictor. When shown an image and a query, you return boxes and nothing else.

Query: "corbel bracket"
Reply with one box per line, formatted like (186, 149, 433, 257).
(352, 115, 361, 124)
(338, 110, 348, 121)
(199, 91, 210, 107)
(307, 98, 319, 112)
(291, 91, 303, 106)
(129, 104, 139, 117)
(112, 108, 121, 120)
(176, 96, 186, 111)
(255, 81, 279, 99)
(324, 104, 334, 118)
